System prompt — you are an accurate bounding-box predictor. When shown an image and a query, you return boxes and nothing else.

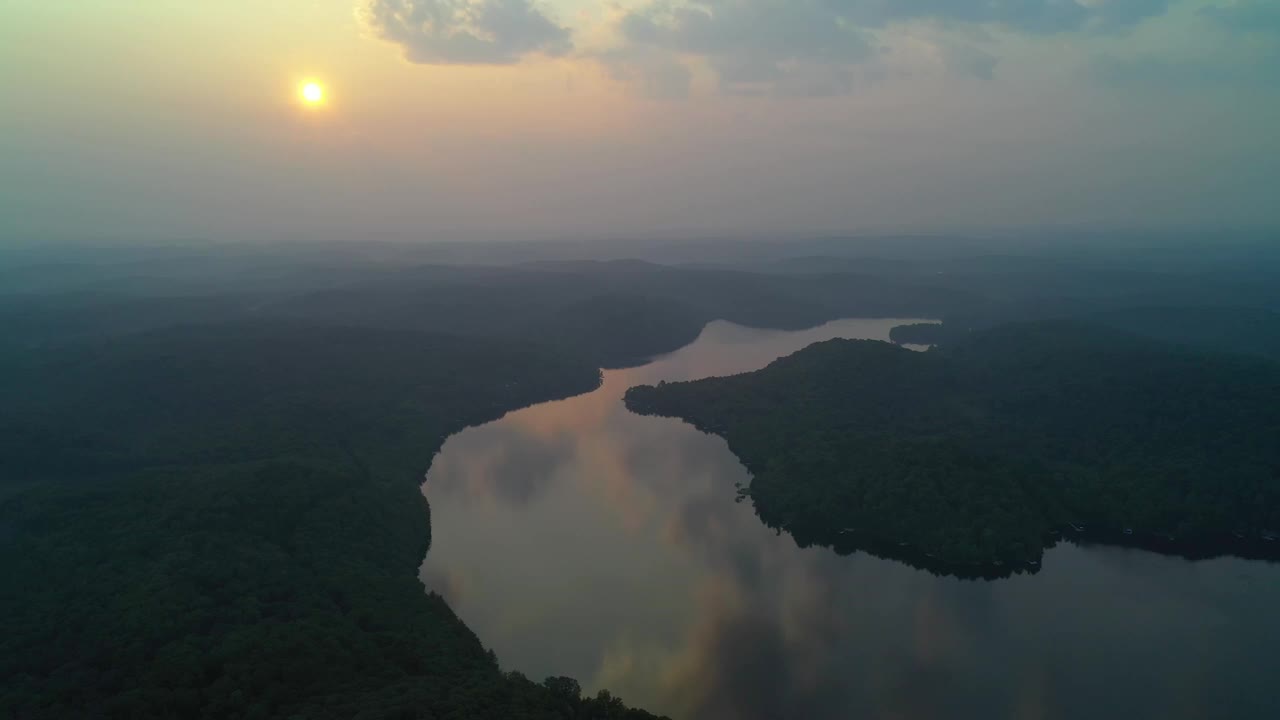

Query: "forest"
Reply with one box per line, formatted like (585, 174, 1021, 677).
(2, 253, 970, 717)
(625, 321, 1280, 568)
(4, 240, 1280, 714)
(0, 322, 662, 719)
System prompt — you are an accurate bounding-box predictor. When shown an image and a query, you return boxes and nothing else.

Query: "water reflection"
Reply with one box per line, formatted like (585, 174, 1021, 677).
(420, 319, 1280, 720)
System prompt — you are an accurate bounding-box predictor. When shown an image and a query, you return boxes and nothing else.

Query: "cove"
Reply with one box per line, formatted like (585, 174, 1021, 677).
(419, 319, 1280, 720)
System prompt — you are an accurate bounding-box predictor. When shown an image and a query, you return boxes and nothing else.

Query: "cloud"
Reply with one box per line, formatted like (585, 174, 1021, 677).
(357, 0, 571, 64)
(1089, 48, 1280, 89)
(945, 43, 999, 80)
(1088, 1, 1280, 90)
(846, 0, 1171, 33)
(607, 0, 1173, 95)
(1199, 1, 1280, 35)
(610, 1, 875, 95)
(599, 47, 695, 99)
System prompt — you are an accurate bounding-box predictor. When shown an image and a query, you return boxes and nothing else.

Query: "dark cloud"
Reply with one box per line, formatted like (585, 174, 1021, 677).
(1089, 49, 1280, 89)
(620, 2, 873, 62)
(358, 0, 571, 65)
(945, 43, 999, 80)
(617, 1, 873, 95)
(598, 47, 694, 99)
(611, 0, 1172, 95)
(1200, 1, 1280, 34)
(835, 0, 1170, 33)
(1088, 2, 1280, 91)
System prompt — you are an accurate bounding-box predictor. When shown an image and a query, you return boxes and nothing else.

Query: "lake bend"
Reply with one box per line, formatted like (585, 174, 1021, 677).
(419, 318, 1280, 720)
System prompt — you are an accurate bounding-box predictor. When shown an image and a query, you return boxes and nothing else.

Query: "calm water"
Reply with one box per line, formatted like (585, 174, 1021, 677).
(420, 319, 1280, 720)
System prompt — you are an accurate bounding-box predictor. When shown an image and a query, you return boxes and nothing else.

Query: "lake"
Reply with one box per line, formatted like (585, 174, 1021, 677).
(420, 318, 1280, 719)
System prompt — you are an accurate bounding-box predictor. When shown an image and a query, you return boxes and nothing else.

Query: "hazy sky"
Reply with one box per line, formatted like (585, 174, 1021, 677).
(2, 1, 1277, 242)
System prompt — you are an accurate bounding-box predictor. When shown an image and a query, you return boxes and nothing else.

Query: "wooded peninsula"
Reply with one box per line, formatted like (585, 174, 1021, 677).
(626, 322, 1280, 570)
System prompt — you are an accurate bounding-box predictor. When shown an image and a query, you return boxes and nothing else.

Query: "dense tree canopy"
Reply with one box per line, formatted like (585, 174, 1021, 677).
(1086, 307, 1280, 362)
(0, 323, 661, 719)
(626, 322, 1280, 569)
(0, 258, 970, 718)
(269, 261, 970, 369)
(5, 243, 1279, 713)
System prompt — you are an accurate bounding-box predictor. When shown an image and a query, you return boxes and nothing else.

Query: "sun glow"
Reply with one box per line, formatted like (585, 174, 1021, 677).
(300, 81, 325, 106)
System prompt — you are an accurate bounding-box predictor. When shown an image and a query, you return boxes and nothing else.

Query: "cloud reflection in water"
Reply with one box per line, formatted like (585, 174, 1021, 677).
(420, 318, 1280, 720)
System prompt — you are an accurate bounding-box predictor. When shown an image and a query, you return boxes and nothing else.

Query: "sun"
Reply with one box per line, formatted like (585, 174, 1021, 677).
(300, 81, 325, 106)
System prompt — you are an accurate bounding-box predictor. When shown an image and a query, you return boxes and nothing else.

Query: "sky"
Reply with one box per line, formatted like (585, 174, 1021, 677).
(1, 1, 1278, 243)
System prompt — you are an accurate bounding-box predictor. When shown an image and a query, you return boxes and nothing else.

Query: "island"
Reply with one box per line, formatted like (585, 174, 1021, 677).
(625, 321, 1280, 573)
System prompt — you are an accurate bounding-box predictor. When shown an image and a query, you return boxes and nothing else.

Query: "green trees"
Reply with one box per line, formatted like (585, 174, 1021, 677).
(625, 321, 1280, 571)
(0, 323, 660, 719)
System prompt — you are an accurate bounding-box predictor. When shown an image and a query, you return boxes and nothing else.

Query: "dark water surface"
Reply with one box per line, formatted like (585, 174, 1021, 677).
(420, 319, 1280, 720)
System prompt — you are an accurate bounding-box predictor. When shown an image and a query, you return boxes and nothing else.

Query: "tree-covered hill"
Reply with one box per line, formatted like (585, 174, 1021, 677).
(265, 261, 969, 368)
(625, 322, 1280, 570)
(1086, 306, 1280, 362)
(0, 257, 970, 718)
(0, 322, 661, 719)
